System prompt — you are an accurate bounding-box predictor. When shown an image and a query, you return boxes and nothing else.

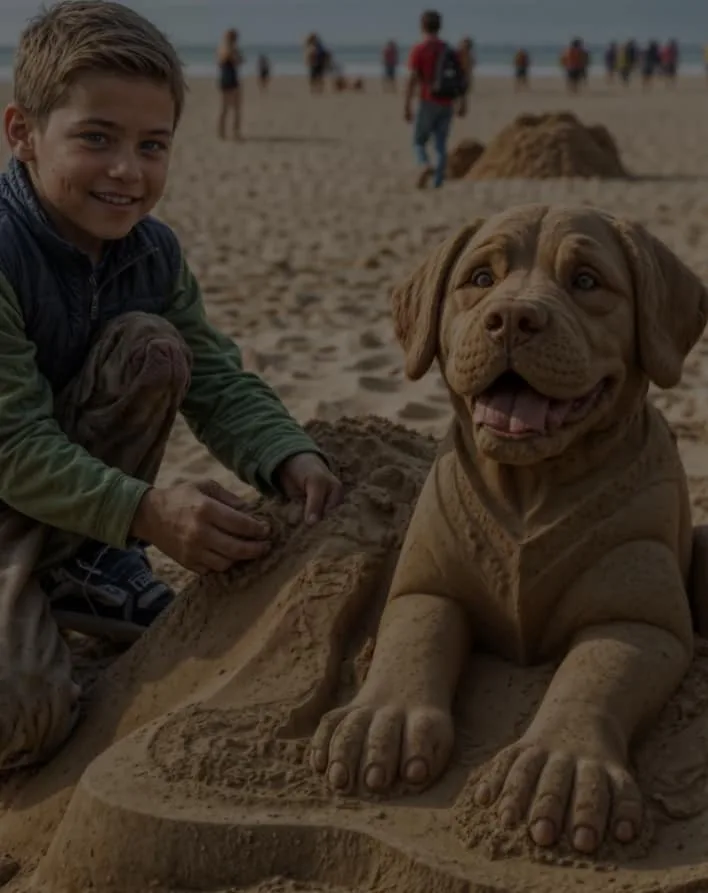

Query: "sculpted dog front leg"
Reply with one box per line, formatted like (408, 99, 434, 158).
(311, 592, 470, 794)
(473, 543, 693, 854)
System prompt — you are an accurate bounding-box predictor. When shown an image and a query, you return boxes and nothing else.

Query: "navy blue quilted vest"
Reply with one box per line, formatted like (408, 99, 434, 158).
(0, 158, 181, 392)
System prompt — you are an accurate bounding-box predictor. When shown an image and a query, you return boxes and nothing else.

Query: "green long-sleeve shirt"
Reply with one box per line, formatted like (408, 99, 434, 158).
(0, 255, 322, 548)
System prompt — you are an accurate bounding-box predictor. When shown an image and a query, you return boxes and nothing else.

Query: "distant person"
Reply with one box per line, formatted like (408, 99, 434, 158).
(561, 38, 585, 93)
(382, 39, 399, 91)
(258, 54, 271, 92)
(217, 27, 243, 139)
(405, 9, 467, 189)
(513, 47, 530, 90)
(641, 41, 660, 89)
(704, 43, 708, 81)
(305, 32, 328, 93)
(604, 41, 617, 82)
(457, 37, 476, 93)
(580, 43, 590, 84)
(617, 39, 637, 84)
(661, 39, 679, 84)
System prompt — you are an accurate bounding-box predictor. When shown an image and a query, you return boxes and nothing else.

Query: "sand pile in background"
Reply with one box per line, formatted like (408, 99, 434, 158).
(467, 112, 629, 180)
(446, 139, 486, 179)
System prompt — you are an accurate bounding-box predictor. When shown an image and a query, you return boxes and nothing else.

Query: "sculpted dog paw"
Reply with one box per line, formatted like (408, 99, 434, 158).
(311, 698, 454, 793)
(473, 734, 643, 854)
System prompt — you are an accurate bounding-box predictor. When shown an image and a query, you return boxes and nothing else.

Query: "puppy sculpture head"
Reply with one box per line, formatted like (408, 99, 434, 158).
(392, 204, 708, 464)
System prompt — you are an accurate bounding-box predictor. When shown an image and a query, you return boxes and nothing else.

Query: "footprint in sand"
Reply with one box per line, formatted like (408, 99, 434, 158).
(397, 401, 447, 422)
(358, 376, 400, 394)
(315, 346, 339, 361)
(359, 331, 385, 350)
(348, 354, 393, 373)
(276, 335, 311, 351)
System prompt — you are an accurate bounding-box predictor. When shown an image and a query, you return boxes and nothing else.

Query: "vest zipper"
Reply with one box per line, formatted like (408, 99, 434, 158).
(89, 273, 99, 321)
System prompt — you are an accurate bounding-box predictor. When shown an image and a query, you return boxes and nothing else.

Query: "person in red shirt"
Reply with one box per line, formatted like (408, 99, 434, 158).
(404, 9, 465, 189)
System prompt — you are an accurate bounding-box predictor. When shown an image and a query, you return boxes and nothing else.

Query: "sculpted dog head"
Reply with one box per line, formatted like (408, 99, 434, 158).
(392, 204, 708, 464)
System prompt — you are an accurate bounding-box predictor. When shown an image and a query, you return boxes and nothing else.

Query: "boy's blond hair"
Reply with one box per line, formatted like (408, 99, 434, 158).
(14, 0, 187, 125)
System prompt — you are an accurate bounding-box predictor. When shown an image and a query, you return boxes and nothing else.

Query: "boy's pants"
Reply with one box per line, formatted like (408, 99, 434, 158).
(413, 99, 455, 188)
(0, 312, 191, 769)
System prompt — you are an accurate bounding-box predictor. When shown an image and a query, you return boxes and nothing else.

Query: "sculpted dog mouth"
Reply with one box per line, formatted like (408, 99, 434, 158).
(472, 371, 610, 439)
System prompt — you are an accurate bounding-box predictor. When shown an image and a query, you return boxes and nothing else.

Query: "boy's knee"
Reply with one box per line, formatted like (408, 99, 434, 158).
(96, 312, 193, 399)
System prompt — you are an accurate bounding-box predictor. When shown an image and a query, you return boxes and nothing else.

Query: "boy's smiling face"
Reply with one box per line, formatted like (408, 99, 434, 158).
(4, 74, 176, 262)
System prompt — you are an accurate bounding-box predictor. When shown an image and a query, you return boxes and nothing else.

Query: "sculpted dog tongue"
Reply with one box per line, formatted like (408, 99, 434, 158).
(474, 379, 551, 434)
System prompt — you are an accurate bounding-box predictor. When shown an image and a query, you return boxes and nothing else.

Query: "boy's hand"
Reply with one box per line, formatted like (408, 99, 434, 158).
(276, 452, 343, 524)
(131, 480, 271, 575)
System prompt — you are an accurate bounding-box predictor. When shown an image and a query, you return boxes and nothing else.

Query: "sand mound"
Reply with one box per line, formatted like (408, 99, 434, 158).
(4, 417, 708, 893)
(446, 139, 486, 180)
(467, 112, 629, 180)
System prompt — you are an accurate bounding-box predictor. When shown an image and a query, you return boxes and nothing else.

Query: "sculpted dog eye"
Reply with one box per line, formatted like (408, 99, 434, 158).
(573, 270, 600, 291)
(469, 268, 495, 288)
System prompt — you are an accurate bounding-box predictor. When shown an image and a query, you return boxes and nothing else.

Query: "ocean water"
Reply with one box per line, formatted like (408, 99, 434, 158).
(0, 41, 705, 84)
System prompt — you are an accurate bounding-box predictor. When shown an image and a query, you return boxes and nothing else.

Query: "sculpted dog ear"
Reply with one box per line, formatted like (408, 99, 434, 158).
(391, 220, 484, 380)
(613, 218, 708, 388)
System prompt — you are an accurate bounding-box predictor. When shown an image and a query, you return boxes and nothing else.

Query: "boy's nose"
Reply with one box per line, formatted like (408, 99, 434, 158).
(108, 153, 142, 182)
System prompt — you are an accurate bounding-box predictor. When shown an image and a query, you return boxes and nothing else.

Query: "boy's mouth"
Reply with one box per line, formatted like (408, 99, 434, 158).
(90, 192, 141, 207)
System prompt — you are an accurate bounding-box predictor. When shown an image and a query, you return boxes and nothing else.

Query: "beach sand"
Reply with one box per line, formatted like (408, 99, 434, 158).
(4, 74, 708, 891)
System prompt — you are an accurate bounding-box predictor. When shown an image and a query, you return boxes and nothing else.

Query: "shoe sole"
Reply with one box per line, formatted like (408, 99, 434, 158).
(52, 609, 147, 645)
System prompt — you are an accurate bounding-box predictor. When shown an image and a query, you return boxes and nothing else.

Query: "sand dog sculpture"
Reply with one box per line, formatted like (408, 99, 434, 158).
(312, 203, 708, 855)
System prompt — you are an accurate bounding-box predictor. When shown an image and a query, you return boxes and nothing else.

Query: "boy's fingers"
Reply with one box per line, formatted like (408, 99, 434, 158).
(325, 478, 344, 512)
(195, 479, 248, 510)
(207, 503, 271, 539)
(304, 478, 328, 525)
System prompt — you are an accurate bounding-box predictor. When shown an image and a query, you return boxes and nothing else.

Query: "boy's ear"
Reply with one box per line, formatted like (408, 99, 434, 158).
(4, 104, 37, 162)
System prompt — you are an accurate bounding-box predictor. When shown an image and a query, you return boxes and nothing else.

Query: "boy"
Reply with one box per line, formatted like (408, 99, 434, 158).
(0, 0, 342, 769)
(404, 10, 466, 190)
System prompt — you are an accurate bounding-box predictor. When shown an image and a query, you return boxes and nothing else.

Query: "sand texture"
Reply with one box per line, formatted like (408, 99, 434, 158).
(0, 75, 708, 892)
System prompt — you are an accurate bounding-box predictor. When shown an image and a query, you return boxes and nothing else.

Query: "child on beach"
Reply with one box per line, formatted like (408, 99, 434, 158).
(404, 9, 467, 190)
(0, 0, 342, 769)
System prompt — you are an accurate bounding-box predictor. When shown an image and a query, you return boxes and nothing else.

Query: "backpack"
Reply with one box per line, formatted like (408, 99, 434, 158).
(430, 43, 467, 100)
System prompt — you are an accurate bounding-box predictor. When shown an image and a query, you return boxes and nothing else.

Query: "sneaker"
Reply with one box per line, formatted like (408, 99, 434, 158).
(40, 540, 175, 644)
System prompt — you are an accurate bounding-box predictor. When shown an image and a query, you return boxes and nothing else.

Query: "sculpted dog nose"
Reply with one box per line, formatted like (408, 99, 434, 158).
(483, 300, 548, 347)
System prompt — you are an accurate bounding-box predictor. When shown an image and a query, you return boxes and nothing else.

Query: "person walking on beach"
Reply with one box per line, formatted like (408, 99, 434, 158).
(404, 9, 467, 190)
(661, 40, 679, 85)
(258, 54, 271, 92)
(561, 38, 586, 93)
(305, 33, 328, 94)
(217, 27, 243, 139)
(604, 42, 617, 82)
(641, 41, 660, 90)
(0, 0, 342, 769)
(457, 37, 476, 93)
(382, 40, 399, 92)
(617, 40, 637, 85)
(513, 48, 530, 90)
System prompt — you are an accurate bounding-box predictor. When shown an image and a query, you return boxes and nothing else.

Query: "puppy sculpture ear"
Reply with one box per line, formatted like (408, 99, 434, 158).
(613, 218, 708, 388)
(391, 220, 484, 380)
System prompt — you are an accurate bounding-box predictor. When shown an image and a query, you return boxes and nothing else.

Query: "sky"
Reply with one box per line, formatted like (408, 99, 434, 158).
(0, 0, 706, 46)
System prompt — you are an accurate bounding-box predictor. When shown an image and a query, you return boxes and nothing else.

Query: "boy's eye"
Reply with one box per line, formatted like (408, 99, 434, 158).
(141, 140, 169, 154)
(79, 132, 108, 145)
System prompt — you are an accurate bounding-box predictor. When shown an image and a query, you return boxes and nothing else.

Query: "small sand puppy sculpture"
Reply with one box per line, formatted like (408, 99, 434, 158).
(312, 204, 708, 854)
